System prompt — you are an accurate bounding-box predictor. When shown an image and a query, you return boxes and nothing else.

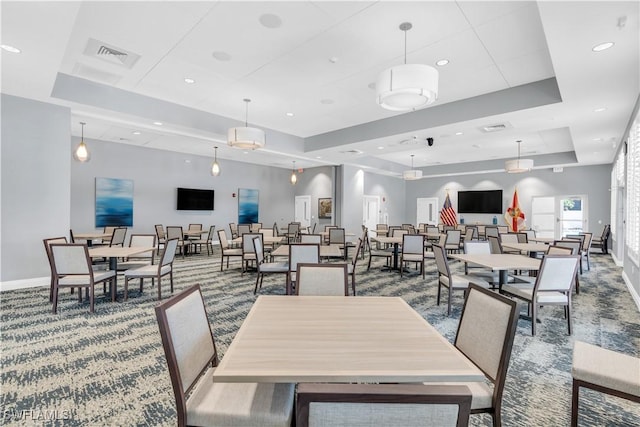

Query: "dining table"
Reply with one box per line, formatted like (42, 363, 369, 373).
(212, 295, 484, 384)
(501, 242, 550, 258)
(270, 243, 343, 259)
(449, 253, 541, 290)
(370, 235, 404, 270)
(88, 246, 155, 293)
(73, 232, 110, 247)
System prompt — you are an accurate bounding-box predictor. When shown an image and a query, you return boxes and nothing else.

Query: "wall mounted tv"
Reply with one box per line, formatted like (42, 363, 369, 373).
(458, 190, 503, 214)
(177, 188, 214, 211)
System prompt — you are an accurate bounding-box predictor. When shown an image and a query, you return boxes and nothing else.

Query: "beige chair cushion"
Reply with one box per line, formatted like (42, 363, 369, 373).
(501, 285, 568, 304)
(402, 254, 424, 262)
(260, 262, 289, 272)
(424, 381, 493, 410)
(572, 341, 640, 397)
(224, 248, 243, 255)
(124, 265, 171, 278)
(188, 369, 295, 427)
(441, 275, 490, 290)
(59, 270, 115, 285)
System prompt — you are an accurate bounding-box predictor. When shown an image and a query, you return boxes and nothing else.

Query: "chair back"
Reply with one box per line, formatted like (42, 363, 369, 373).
(166, 226, 184, 240)
(301, 234, 322, 244)
(443, 225, 455, 232)
(464, 241, 491, 255)
(565, 234, 586, 250)
(129, 234, 156, 260)
(546, 245, 573, 255)
(217, 229, 230, 249)
(110, 227, 127, 247)
(242, 233, 262, 256)
(455, 284, 519, 407)
(515, 232, 528, 243)
(524, 229, 536, 240)
(289, 223, 301, 233)
(160, 239, 179, 267)
(499, 233, 518, 244)
(205, 225, 215, 241)
(155, 224, 166, 239)
(252, 236, 266, 265)
(391, 228, 408, 238)
(51, 243, 92, 276)
(103, 226, 117, 241)
(154, 285, 218, 427)
(188, 223, 202, 232)
(296, 263, 349, 296)
(432, 244, 451, 279)
(229, 222, 238, 238)
(534, 255, 580, 293)
(351, 238, 363, 267)
(237, 224, 251, 236)
(463, 228, 474, 242)
(445, 229, 461, 245)
(272, 222, 280, 237)
(553, 239, 581, 255)
(402, 234, 424, 255)
(329, 228, 346, 245)
(324, 225, 337, 233)
(289, 244, 320, 274)
(497, 226, 508, 233)
(44, 237, 68, 274)
(487, 236, 503, 254)
(296, 383, 471, 427)
(259, 228, 274, 238)
(251, 223, 262, 232)
(485, 227, 499, 238)
(580, 232, 593, 251)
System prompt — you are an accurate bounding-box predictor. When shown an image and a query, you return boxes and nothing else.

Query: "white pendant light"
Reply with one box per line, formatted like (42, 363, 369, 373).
(505, 140, 534, 173)
(211, 146, 220, 176)
(403, 154, 423, 180)
(376, 22, 439, 112)
(290, 161, 297, 185)
(73, 122, 90, 162)
(227, 98, 265, 149)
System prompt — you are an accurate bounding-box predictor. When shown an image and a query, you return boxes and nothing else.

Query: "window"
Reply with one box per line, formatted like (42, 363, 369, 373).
(611, 151, 624, 239)
(627, 113, 640, 265)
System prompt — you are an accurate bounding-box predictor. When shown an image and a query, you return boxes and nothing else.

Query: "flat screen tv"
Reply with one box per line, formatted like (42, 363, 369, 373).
(458, 190, 503, 214)
(177, 188, 214, 211)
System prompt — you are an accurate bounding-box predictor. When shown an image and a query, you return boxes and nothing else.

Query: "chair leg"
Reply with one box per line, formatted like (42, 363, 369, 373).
(139, 278, 144, 294)
(531, 304, 538, 336)
(567, 302, 572, 335)
(52, 282, 59, 314)
(89, 286, 95, 313)
(447, 286, 452, 316)
(124, 277, 129, 301)
(157, 277, 162, 300)
(169, 271, 174, 294)
(254, 273, 261, 294)
(571, 380, 580, 427)
(352, 274, 356, 296)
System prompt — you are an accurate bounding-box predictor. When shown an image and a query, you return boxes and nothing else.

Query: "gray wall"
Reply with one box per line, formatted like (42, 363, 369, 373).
(363, 172, 407, 225)
(1, 94, 71, 281)
(293, 166, 334, 232)
(70, 139, 295, 237)
(404, 165, 611, 233)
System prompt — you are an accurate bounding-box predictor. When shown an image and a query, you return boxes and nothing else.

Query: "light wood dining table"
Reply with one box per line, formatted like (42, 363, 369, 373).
(501, 242, 550, 257)
(73, 232, 110, 246)
(270, 243, 343, 258)
(88, 246, 155, 293)
(212, 295, 484, 384)
(449, 253, 541, 290)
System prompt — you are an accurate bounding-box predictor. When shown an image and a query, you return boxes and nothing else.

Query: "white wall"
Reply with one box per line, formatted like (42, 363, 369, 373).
(1, 94, 71, 281)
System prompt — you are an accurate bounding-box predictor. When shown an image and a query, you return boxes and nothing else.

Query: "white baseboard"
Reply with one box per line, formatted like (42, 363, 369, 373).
(0, 276, 49, 292)
(610, 251, 623, 266)
(622, 270, 640, 312)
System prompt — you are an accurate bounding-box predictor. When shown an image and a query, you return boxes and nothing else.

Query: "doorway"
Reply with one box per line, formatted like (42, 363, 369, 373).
(417, 198, 439, 226)
(531, 195, 588, 239)
(362, 195, 380, 232)
(295, 195, 311, 230)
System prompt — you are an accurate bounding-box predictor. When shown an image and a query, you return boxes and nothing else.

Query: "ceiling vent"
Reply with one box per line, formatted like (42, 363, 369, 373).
(83, 38, 140, 69)
(479, 122, 512, 133)
(340, 149, 363, 155)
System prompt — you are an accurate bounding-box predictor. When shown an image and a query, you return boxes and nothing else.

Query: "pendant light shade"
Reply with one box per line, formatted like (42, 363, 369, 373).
(403, 154, 422, 180)
(377, 23, 439, 112)
(73, 122, 90, 162)
(227, 99, 265, 150)
(505, 140, 534, 173)
(211, 146, 220, 176)
(290, 161, 297, 185)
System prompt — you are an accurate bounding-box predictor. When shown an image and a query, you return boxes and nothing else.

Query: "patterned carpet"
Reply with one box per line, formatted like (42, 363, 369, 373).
(1, 246, 639, 426)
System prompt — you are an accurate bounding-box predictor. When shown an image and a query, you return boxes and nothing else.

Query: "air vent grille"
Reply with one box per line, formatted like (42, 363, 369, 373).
(83, 38, 140, 69)
(479, 122, 512, 133)
(96, 45, 128, 64)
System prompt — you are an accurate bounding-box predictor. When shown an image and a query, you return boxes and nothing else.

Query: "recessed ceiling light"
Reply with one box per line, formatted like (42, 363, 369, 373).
(184, 77, 195, 84)
(184, 159, 191, 164)
(377, 146, 384, 150)
(316, 156, 322, 159)
(132, 131, 141, 135)
(1, 44, 21, 53)
(367, 82, 376, 90)
(259, 13, 282, 29)
(455, 131, 463, 136)
(320, 99, 334, 105)
(594, 107, 607, 113)
(592, 42, 614, 52)
(212, 51, 232, 61)
(436, 59, 449, 66)
(285, 112, 294, 117)
(153, 121, 163, 126)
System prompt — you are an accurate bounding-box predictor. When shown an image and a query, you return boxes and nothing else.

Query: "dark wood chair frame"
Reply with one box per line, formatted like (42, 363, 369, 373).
(295, 263, 349, 296)
(571, 375, 640, 427)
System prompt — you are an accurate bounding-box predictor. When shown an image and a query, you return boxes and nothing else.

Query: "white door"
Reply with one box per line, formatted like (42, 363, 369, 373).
(362, 195, 380, 233)
(417, 198, 439, 226)
(531, 195, 588, 239)
(295, 195, 311, 230)
(531, 196, 555, 238)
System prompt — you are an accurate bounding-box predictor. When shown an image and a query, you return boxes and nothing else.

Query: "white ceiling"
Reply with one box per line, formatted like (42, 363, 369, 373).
(1, 1, 638, 177)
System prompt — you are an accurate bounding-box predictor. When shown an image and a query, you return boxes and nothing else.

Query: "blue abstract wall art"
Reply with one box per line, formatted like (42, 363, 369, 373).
(95, 177, 133, 227)
(238, 188, 259, 224)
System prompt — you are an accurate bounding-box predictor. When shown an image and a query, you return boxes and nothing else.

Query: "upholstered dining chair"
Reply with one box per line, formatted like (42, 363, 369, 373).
(117, 234, 156, 271)
(590, 224, 610, 254)
(166, 226, 186, 257)
(300, 234, 322, 244)
(287, 243, 320, 295)
(44, 236, 70, 302)
(229, 222, 239, 239)
(484, 226, 499, 239)
(252, 236, 288, 294)
(241, 232, 262, 275)
(295, 263, 349, 296)
(296, 383, 472, 427)
(155, 224, 166, 255)
(399, 234, 425, 278)
(487, 235, 503, 254)
(123, 238, 178, 301)
(155, 284, 295, 427)
(50, 243, 117, 314)
(328, 227, 347, 259)
(463, 241, 500, 285)
(217, 229, 242, 271)
(501, 254, 580, 336)
(433, 244, 490, 316)
(427, 284, 519, 427)
(191, 225, 215, 256)
(552, 239, 583, 293)
(109, 227, 127, 247)
(565, 234, 587, 273)
(444, 229, 462, 254)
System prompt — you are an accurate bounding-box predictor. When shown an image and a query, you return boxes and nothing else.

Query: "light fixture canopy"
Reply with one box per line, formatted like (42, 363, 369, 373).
(376, 22, 439, 112)
(290, 161, 297, 185)
(228, 98, 265, 150)
(73, 122, 90, 162)
(505, 140, 533, 173)
(211, 146, 220, 176)
(403, 154, 422, 180)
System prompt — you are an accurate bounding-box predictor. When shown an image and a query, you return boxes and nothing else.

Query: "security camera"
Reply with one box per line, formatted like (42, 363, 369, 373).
(427, 137, 434, 147)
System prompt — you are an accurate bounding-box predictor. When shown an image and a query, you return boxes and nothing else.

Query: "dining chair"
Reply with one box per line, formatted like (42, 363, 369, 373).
(250, 222, 262, 232)
(123, 238, 178, 301)
(240, 233, 262, 275)
(258, 227, 276, 257)
(102, 226, 116, 244)
(252, 236, 288, 294)
(43, 236, 71, 302)
(427, 284, 519, 427)
(287, 222, 300, 243)
(229, 222, 239, 239)
(578, 232, 593, 271)
(463, 241, 500, 285)
(485, 227, 499, 239)
(566, 234, 587, 273)
(433, 244, 490, 316)
(497, 226, 509, 234)
(186, 223, 203, 248)
(515, 232, 528, 243)
(501, 254, 580, 336)
(287, 243, 320, 295)
(300, 234, 322, 244)
(191, 225, 215, 256)
(217, 229, 243, 271)
(295, 263, 349, 296)
(445, 229, 462, 254)
(424, 234, 446, 262)
(347, 238, 363, 295)
(50, 243, 117, 313)
(155, 224, 166, 255)
(237, 224, 251, 236)
(117, 234, 156, 271)
(296, 383, 472, 427)
(108, 227, 127, 248)
(367, 236, 393, 270)
(498, 233, 520, 254)
(590, 224, 610, 254)
(155, 284, 295, 427)
(487, 236, 503, 254)
(400, 234, 425, 278)
(553, 239, 583, 293)
(328, 228, 347, 260)
(166, 226, 186, 257)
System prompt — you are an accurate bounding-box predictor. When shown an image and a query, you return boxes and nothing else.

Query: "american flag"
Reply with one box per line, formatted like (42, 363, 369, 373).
(440, 193, 458, 226)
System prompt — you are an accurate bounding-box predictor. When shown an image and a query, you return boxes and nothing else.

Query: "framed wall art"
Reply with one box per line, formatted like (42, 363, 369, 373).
(318, 198, 332, 219)
(95, 177, 133, 227)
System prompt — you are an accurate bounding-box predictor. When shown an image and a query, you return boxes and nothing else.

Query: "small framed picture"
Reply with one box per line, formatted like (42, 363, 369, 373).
(318, 198, 332, 219)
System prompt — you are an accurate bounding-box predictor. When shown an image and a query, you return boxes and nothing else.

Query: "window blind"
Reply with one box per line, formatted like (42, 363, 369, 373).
(627, 114, 640, 264)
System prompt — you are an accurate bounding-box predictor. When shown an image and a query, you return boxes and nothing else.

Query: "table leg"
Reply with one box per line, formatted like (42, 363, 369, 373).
(109, 257, 118, 301)
(499, 269, 508, 292)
